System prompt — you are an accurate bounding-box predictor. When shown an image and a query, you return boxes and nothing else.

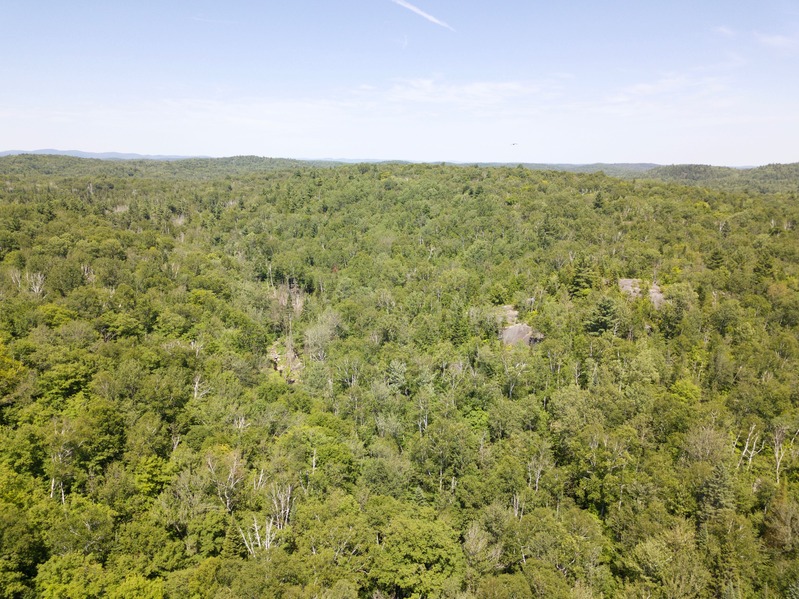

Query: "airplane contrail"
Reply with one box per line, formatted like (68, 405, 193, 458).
(390, 0, 455, 31)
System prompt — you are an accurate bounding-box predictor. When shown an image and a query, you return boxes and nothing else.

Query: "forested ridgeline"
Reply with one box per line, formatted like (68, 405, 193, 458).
(642, 163, 799, 194)
(0, 154, 340, 181)
(1, 156, 799, 598)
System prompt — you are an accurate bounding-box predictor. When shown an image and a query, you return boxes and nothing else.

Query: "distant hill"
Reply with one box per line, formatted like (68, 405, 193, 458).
(1, 151, 659, 176)
(2, 151, 797, 191)
(2, 154, 663, 181)
(0, 154, 342, 180)
(645, 162, 799, 192)
(0, 149, 197, 161)
(457, 162, 660, 178)
(518, 163, 660, 178)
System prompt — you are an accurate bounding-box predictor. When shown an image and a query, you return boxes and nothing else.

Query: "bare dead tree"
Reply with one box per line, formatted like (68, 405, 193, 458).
(736, 424, 765, 472)
(269, 483, 294, 529)
(773, 424, 799, 485)
(206, 449, 247, 513)
(193, 374, 211, 400)
(26, 271, 46, 297)
(9, 268, 22, 290)
(238, 515, 276, 556)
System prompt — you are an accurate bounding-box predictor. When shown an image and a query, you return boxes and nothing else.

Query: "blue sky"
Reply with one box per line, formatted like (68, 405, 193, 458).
(2, 0, 798, 165)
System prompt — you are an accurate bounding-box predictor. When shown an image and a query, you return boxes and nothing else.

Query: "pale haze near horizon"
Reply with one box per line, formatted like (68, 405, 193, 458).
(2, 0, 797, 166)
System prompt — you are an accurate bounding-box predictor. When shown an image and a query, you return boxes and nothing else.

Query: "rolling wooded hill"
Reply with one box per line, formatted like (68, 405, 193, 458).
(1, 155, 798, 598)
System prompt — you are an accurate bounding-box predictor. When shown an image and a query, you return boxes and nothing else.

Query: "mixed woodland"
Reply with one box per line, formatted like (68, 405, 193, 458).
(1, 155, 799, 598)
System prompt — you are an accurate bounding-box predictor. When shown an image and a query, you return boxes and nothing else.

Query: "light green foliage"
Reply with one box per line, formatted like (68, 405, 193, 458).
(0, 339, 24, 403)
(290, 490, 373, 589)
(632, 519, 709, 598)
(35, 552, 106, 599)
(0, 500, 45, 599)
(373, 510, 465, 598)
(44, 495, 116, 558)
(477, 572, 533, 598)
(106, 574, 164, 599)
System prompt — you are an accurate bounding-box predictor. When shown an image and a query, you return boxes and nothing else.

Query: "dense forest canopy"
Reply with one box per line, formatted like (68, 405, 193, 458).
(1, 154, 798, 598)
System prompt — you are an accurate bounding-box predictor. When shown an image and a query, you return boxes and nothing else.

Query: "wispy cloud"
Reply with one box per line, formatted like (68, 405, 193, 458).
(712, 25, 736, 37)
(390, 0, 454, 31)
(382, 78, 547, 111)
(597, 73, 736, 123)
(614, 75, 700, 99)
(755, 32, 798, 50)
(191, 14, 239, 26)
